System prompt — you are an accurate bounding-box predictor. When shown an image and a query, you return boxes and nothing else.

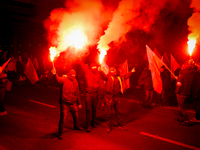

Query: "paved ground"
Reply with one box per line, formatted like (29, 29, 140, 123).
(0, 85, 200, 150)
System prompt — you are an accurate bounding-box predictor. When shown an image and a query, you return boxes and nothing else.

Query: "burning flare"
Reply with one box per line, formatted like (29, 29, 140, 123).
(99, 48, 107, 64)
(49, 46, 58, 61)
(187, 39, 196, 56)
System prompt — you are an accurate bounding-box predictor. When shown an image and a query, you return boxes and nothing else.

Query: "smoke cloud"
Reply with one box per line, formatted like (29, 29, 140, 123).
(98, 0, 179, 51)
(43, 0, 107, 62)
(187, 0, 200, 40)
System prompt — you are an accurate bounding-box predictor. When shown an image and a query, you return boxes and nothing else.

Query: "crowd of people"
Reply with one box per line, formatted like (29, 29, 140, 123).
(0, 51, 200, 140)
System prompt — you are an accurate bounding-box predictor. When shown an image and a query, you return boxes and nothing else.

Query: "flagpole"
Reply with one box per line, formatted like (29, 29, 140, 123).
(162, 62, 177, 79)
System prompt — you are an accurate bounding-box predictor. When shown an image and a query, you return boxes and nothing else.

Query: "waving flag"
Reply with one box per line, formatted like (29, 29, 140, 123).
(118, 60, 130, 92)
(161, 52, 170, 68)
(146, 45, 163, 94)
(170, 54, 180, 78)
(153, 48, 161, 59)
(24, 58, 39, 85)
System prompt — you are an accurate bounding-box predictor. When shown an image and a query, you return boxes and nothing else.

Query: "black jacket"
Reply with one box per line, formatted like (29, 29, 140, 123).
(175, 66, 195, 96)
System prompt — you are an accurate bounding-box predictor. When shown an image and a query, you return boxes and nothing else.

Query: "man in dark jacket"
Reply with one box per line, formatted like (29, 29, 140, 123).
(101, 66, 135, 133)
(80, 62, 101, 132)
(138, 65, 154, 108)
(52, 68, 82, 139)
(175, 61, 196, 126)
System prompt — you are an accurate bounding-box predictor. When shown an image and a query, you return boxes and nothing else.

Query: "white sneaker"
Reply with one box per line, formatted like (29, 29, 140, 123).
(0, 111, 7, 116)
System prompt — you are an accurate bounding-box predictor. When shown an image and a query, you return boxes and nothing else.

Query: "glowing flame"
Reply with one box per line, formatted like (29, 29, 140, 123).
(58, 28, 88, 51)
(49, 46, 57, 61)
(99, 48, 107, 64)
(187, 39, 196, 56)
(68, 29, 87, 49)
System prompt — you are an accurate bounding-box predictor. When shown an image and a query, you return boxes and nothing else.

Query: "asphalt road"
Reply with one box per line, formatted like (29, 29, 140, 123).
(0, 85, 200, 150)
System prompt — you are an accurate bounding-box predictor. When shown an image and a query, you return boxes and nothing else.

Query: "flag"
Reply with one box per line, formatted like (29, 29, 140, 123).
(146, 45, 163, 94)
(170, 54, 180, 78)
(24, 58, 39, 84)
(18, 55, 22, 62)
(161, 52, 170, 68)
(118, 60, 130, 92)
(101, 61, 109, 75)
(153, 48, 161, 59)
(1, 58, 11, 70)
(33, 57, 39, 71)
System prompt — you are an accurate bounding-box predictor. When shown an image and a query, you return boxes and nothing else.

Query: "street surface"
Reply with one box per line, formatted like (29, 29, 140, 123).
(0, 85, 200, 150)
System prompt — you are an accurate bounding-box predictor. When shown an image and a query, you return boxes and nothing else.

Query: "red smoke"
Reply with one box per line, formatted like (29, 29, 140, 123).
(187, 0, 200, 41)
(43, 0, 109, 63)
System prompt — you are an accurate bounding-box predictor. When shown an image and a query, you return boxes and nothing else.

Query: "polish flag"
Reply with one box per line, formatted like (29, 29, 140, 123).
(170, 54, 180, 78)
(118, 60, 130, 92)
(161, 52, 170, 68)
(146, 45, 163, 94)
(24, 58, 39, 85)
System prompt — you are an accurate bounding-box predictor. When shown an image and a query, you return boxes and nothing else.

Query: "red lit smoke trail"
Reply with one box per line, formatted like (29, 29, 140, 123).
(43, 0, 107, 62)
(97, 0, 179, 61)
(44, 0, 183, 63)
(187, 0, 200, 41)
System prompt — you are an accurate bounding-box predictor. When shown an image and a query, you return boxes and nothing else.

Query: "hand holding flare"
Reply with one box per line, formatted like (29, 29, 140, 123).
(49, 46, 58, 71)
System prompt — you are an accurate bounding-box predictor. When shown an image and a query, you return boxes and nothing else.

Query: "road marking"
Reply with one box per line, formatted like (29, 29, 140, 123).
(29, 100, 56, 108)
(122, 98, 195, 114)
(140, 132, 200, 150)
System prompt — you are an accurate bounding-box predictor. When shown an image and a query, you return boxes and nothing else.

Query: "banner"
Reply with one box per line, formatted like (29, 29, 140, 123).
(161, 52, 170, 68)
(24, 58, 39, 84)
(170, 54, 180, 78)
(118, 60, 130, 92)
(146, 45, 163, 94)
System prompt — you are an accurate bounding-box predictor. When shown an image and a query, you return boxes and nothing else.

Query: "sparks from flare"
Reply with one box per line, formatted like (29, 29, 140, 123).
(187, 39, 196, 56)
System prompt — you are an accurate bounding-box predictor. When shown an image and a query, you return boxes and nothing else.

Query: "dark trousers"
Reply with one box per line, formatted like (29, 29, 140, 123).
(161, 90, 169, 106)
(85, 93, 98, 127)
(106, 97, 122, 127)
(177, 94, 189, 121)
(0, 102, 6, 112)
(0, 87, 6, 112)
(194, 99, 200, 120)
(144, 90, 154, 106)
(58, 102, 78, 135)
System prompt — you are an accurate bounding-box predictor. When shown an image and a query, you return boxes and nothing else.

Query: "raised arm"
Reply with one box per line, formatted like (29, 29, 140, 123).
(51, 67, 65, 84)
(121, 67, 135, 81)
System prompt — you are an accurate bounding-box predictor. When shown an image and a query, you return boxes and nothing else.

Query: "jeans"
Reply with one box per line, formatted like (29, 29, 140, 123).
(58, 102, 78, 135)
(177, 94, 189, 121)
(85, 93, 98, 127)
(106, 97, 122, 127)
(194, 99, 200, 120)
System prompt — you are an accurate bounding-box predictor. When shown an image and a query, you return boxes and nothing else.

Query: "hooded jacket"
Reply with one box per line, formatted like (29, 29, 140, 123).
(55, 75, 81, 105)
(175, 66, 195, 96)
